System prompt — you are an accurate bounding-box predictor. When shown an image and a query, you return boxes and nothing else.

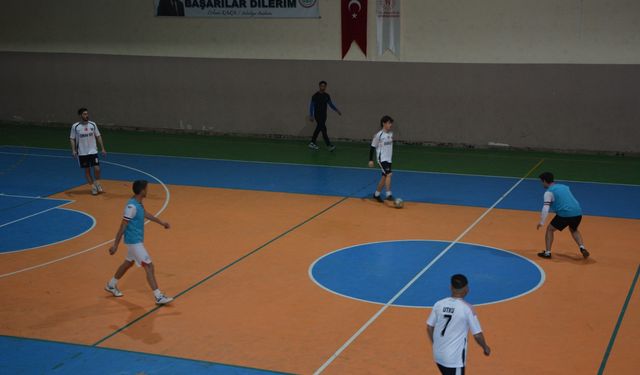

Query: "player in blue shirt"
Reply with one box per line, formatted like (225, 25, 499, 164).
(105, 180, 174, 305)
(536, 172, 590, 259)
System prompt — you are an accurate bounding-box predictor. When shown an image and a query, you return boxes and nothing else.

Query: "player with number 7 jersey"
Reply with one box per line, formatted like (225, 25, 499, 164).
(427, 274, 491, 375)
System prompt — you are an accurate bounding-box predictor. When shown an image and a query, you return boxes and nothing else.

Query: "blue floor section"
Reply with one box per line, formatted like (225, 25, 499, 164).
(1, 146, 638, 219)
(0, 195, 70, 226)
(0, 336, 289, 375)
(310, 241, 543, 308)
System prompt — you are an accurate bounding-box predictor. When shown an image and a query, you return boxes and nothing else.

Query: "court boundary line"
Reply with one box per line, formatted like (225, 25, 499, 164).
(0, 334, 295, 375)
(312, 158, 545, 374)
(0, 192, 70, 201)
(597, 263, 640, 375)
(92, 179, 377, 347)
(0, 153, 170, 279)
(0, 207, 97, 254)
(2, 145, 638, 187)
(308, 239, 546, 309)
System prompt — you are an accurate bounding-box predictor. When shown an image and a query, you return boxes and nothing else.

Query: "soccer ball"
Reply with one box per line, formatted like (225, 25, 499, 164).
(394, 198, 404, 208)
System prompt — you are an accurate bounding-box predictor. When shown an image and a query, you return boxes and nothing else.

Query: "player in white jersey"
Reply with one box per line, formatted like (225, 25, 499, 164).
(368, 115, 395, 202)
(427, 274, 491, 375)
(69, 108, 107, 195)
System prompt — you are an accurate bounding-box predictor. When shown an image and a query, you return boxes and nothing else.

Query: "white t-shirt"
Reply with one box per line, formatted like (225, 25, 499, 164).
(70, 121, 101, 156)
(427, 297, 483, 368)
(371, 130, 393, 163)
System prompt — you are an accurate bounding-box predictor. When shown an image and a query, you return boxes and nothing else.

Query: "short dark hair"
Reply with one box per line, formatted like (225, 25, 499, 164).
(132, 180, 148, 195)
(319, 80, 327, 86)
(451, 274, 468, 289)
(539, 172, 554, 183)
(380, 115, 394, 127)
(77, 107, 88, 115)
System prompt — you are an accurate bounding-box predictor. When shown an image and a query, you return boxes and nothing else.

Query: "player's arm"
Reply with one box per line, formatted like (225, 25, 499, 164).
(537, 191, 554, 229)
(94, 124, 106, 156)
(69, 126, 77, 157)
(328, 96, 342, 115)
(109, 219, 129, 255)
(96, 135, 106, 156)
(468, 308, 490, 356)
(473, 332, 491, 356)
(144, 210, 170, 229)
(368, 135, 378, 167)
(426, 324, 435, 343)
(308, 99, 315, 120)
(426, 309, 437, 344)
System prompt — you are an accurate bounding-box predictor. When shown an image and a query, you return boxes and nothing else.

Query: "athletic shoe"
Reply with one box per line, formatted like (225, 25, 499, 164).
(537, 251, 552, 259)
(308, 142, 320, 150)
(328, 145, 336, 152)
(95, 182, 104, 193)
(155, 295, 174, 305)
(105, 285, 123, 297)
(91, 185, 98, 195)
(386, 195, 394, 201)
(580, 248, 590, 259)
(373, 194, 384, 202)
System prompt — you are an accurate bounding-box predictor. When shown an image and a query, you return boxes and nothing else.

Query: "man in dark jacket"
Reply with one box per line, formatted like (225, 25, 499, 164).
(308, 81, 342, 151)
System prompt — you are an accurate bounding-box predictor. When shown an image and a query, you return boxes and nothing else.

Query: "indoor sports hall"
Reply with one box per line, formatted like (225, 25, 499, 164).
(1, 2, 639, 375)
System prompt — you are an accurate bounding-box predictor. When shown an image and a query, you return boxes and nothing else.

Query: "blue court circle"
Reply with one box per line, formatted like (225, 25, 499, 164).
(309, 240, 545, 308)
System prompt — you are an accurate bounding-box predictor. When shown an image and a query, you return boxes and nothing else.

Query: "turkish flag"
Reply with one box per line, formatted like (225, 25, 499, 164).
(342, 0, 367, 58)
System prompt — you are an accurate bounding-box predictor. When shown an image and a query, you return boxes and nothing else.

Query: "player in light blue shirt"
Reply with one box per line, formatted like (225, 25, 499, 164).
(105, 180, 174, 305)
(536, 172, 590, 259)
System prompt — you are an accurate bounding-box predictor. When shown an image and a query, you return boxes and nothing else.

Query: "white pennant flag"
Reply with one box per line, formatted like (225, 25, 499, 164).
(376, 0, 401, 57)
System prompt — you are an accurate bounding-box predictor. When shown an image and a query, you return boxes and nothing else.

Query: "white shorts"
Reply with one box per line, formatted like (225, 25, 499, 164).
(125, 243, 152, 267)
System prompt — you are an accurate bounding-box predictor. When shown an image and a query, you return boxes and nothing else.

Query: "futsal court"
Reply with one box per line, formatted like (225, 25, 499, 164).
(0, 142, 638, 375)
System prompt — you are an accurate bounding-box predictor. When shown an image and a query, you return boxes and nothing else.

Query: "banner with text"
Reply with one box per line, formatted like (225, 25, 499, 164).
(154, 0, 320, 18)
(376, 0, 400, 56)
(341, 0, 367, 58)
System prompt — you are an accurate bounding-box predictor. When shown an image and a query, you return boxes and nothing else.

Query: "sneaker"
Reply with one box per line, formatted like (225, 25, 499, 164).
(373, 194, 384, 202)
(155, 294, 174, 305)
(328, 145, 336, 152)
(95, 182, 104, 193)
(308, 142, 320, 150)
(105, 284, 123, 297)
(580, 248, 590, 259)
(91, 185, 98, 195)
(385, 195, 394, 202)
(537, 251, 552, 259)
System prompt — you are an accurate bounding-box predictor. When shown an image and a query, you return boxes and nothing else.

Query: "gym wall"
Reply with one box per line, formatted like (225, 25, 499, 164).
(1, 0, 639, 152)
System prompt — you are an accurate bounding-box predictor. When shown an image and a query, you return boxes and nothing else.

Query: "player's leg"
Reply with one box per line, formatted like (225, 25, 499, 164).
(435, 363, 459, 375)
(309, 118, 322, 149)
(318, 119, 334, 150)
(105, 260, 134, 297)
(568, 216, 589, 258)
(539, 215, 566, 258)
(384, 172, 393, 201)
(93, 165, 103, 193)
(373, 175, 386, 202)
(142, 262, 174, 305)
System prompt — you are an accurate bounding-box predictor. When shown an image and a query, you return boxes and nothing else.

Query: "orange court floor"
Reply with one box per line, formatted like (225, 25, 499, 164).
(0, 180, 638, 374)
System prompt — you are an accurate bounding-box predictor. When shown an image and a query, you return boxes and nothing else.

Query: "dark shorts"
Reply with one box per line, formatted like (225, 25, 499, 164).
(550, 215, 582, 231)
(437, 363, 465, 375)
(78, 154, 99, 168)
(379, 161, 392, 176)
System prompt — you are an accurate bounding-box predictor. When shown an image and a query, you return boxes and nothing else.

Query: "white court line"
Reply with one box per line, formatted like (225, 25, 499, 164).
(0, 193, 70, 201)
(0, 205, 67, 229)
(0, 152, 170, 279)
(2, 145, 638, 187)
(312, 158, 545, 375)
(0, 208, 97, 254)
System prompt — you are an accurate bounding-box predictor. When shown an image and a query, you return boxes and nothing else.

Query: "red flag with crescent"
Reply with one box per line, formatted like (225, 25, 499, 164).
(341, 0, 367, 58)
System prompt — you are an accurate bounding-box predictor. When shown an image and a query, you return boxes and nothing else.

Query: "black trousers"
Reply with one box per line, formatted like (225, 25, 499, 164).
(311, 116, 332, 146)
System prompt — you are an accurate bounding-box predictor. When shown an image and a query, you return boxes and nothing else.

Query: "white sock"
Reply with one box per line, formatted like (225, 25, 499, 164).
(579, 245, 585, 250)
(153, 289, 163, 298)
(94, 180, 101, 187)
(386, 191, 392, 197)
(374, 191, 381, 197)
(108, 277, 118, 288)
